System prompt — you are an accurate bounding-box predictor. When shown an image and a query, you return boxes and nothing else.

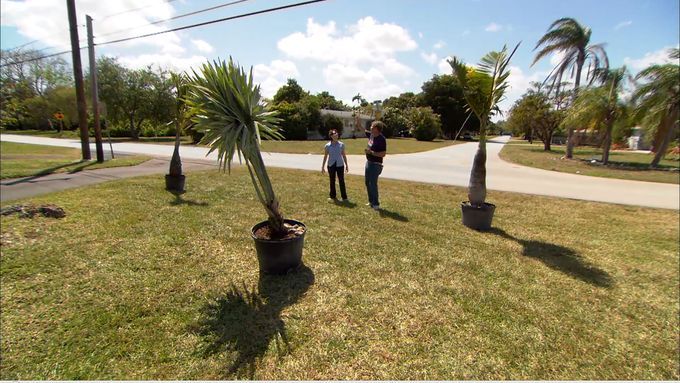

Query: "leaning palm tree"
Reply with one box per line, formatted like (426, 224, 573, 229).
(532, 17, 609, 158)
(449, 43, 519, 229)
(166, 71, 192, 192)
(187, 58, 287, 237)
(562, 66, 629, 165)
(632, 48, 680, 168)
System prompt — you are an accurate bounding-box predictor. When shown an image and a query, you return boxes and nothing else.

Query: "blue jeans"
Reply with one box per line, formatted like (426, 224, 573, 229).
(365, 161, 383, 207)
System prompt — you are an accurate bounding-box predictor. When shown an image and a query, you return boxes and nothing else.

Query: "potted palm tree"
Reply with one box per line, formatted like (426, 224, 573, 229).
(187, 58, 306, 274)
(448, 43, 519, 231)
(166, 72, 192, 192)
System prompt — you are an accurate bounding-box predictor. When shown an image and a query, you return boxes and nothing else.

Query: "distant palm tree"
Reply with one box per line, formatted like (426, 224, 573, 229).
(632, 48, 680, 167)
(449, 43, 519, 206)
(532, 17, 609, 158)
(562, 66, 629, 165)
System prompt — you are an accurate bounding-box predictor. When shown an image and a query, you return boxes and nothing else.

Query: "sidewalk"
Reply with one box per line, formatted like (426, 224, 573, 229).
(1, 158, 216, 202)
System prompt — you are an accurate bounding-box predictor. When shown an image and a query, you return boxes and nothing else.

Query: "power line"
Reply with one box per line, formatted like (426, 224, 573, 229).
(96, 0, 252, 40)
(1, 0, 329, 67)
(99, 0, 180, 21)
(98, 0, 328, 46)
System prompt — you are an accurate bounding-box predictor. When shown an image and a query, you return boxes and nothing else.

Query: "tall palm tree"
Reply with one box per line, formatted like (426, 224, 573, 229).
(449, 43, 519, 207)
(532, 17, 609, 158)
(562, 66, 629, 165)
(632, 48, 680, 167)
(187, 58, 287, 236)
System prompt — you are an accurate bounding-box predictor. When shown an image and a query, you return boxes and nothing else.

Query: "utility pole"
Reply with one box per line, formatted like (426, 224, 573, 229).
(66, 0, 91, 160)
(86, 15, 104, 162)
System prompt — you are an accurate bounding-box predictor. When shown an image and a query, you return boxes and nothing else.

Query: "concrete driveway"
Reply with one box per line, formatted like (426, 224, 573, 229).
(1, 134, 678, 209)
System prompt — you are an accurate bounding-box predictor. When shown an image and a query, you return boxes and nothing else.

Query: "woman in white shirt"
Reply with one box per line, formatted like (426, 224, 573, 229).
(321, 129, 349, 201)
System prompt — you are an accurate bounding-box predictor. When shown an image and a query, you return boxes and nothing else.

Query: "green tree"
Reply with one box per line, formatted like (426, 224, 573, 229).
(532, 17, 609, 158)
(420, 74, 479, 139)
(449, 43, 519, 207)
(319, 113, 343, 139)
(562, 67, 629, 164)
(187, 58, 286, 236)
(274, 101, 308, 140)
(381, 106, 408, 137)
(168, 72, 192, 180)
(383, 92, 419, 110)
(507, 90, 564, 150)
(273, 78, 306, 104)
(632, 48, 680, 167)
(314, 91, 347, 110)
(407, 106, 441, 141)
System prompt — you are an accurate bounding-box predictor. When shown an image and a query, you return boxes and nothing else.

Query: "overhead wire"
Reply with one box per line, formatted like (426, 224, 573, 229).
(0, 0, 329, 67)
(96, 0, 252, 40)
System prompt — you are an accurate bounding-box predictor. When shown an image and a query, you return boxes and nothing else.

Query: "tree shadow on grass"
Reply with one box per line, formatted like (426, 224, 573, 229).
(378, 208, 409, 222)
(489, 228, 613, 288)
(168, 191, 208, 207)
(3, 161, 82, 186)
(190, 265, 314, 379)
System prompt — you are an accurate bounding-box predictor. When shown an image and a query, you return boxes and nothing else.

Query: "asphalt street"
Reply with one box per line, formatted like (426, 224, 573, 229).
(1, 134, 678, 209)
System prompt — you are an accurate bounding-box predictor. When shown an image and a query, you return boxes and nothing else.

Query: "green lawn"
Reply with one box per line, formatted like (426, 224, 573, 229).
(0, 141, 151, 179)
(1, 167, 677, 380)
(260, 137, 461, 155)
(1, 129, 81, 139)
(499, 140, 680, 184)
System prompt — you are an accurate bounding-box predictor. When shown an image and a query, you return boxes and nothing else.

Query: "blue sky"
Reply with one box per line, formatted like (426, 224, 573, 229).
(1, 0, 678, 114)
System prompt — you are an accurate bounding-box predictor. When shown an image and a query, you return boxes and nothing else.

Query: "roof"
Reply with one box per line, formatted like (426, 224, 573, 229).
(320, 109, 372, 119)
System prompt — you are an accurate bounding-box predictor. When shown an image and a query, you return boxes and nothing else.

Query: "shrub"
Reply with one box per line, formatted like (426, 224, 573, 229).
(318, 114, 343, 139)
(380, 107, 406, 138)
(407, 107, 441, 141)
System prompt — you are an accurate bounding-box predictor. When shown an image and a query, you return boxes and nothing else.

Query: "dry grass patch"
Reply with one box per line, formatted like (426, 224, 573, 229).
(1, 167, 677, 380)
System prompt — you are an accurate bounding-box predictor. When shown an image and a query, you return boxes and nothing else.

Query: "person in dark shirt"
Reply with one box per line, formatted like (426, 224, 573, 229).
(364, 121, 387, 210)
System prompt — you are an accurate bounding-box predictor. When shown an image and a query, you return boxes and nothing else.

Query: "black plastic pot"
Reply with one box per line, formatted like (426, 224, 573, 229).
(461, 202, 496, 231)
(165, 174, 186, 192)
(251, 219, 306, 275)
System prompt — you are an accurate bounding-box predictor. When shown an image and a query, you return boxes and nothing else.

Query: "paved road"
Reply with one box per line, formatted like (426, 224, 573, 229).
(2, 134, 678, 209)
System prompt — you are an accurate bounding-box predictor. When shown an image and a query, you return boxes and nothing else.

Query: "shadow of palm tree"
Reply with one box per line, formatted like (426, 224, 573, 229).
(490, 228, 612, 287)
(378, 208, 409, 222)
(3, 161, 82, 186)
(333, 199, 357, 208)
(169, 191, 209, 206)
(191, 265, 314, 378)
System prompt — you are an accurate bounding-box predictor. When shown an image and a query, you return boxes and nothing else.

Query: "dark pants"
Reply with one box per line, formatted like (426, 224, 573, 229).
(365, 161, 383, 207)
(328, 164, 347, 200)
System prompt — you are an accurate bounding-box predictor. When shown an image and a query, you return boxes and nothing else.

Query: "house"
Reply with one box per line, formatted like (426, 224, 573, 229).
(627, 126, 650, 150)
(307, 109, 374, 140)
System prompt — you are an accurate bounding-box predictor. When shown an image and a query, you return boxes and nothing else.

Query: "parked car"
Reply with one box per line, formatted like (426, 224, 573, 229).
(462, 132, 472, 140)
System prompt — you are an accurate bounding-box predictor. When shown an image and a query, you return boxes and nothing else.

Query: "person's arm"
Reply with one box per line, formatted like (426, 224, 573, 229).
(367, 149, 386, 158)
(321, 147, 328, 173)
(342, 147, 349, 173)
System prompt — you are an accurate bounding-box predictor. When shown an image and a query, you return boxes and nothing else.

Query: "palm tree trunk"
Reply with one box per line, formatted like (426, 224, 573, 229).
(601, 121, 613, 165)
(251, 150, 286, 237)
(566, 55, 586, 159)
(169, 120, 182, 176)
(651, 107, 679, 168)
(468, 123, 487, 206)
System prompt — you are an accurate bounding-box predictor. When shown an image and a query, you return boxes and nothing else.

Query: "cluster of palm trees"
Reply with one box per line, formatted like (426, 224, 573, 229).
(532, 17, 679, 167)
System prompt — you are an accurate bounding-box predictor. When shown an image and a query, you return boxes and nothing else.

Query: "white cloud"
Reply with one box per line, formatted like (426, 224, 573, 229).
(116, 53, 207, 72)
(277, 17, 417, 65)
(433, 40, 445, 50)
(549, 51, 566, 66)
(252, 60, 300, 98)
(191, 39, 214, 53)
(418, 32, 424, 39)
(438, 56, 453, 74)
(485, 22, 502, 32)
(421, 51, 438, 65)
(1, 0, 181, 53)
(623, 46, 677, 70)
(323, 63, 403, 102)
(614, 20, 633, 30)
